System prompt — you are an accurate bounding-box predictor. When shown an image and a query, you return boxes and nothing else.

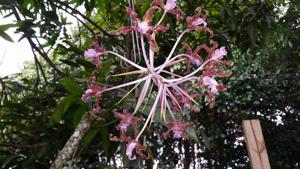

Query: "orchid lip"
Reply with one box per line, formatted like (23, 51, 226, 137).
(138, 21, 150, 34)
(192, 18, 207, 27)
(126, 142, 137, 160)
(164, 0, 176, 10)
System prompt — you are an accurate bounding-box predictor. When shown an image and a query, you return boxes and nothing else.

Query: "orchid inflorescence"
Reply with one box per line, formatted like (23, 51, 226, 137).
(82, 0, 231, 160)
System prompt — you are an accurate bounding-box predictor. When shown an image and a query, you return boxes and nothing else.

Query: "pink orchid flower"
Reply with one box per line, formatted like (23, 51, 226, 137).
(110, 134, 147, 160)
(84, 49, 98, 59)
(164, 0, 177, 10)
(186, 8, 214, 37)
(113, 109, 143, 136)
(84, 48, 105, 67)
(115, 7, 169, 52)
(203, 76, 219, 94)
(183, 43, 203, 67)
(126, 140, 147, 160)
(212, 46, 227, 60)
(84, 49, 100, 66)
(126, 142, 137, 160)
(137, 21, 150, 34)
(163, 120, 194, 139)
(187, 7, 207, 29)
(191, 18, 207, 27)
(151, 0, 185, 20)
(81, 86, 102, 102)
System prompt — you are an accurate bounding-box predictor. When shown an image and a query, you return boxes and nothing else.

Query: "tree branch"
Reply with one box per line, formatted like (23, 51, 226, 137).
(52, 0, 111, 36)
(11, 7, 63, 75)
(49, 0, 126, 50)
(50, 110, 98, 169)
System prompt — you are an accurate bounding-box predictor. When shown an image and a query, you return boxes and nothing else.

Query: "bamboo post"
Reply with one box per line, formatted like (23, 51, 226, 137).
(242, 119, 271, 169)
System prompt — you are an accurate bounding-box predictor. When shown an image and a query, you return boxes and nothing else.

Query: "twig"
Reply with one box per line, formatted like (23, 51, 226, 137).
(32, 47, 48, 85)
(48, 1, 94, 34)
(50, 0, 125, 50)
(11, 7, 63, 75)
(0, 142, 46, 149)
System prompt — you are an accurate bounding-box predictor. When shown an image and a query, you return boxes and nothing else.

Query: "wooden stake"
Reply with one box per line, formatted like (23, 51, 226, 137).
(242, 119, 271, 169)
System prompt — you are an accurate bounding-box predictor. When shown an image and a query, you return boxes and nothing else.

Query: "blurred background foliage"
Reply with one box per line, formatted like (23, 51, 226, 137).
(0, 0, 299, 168)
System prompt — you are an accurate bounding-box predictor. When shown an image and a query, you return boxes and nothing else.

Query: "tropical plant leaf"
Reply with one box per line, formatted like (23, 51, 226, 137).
(0, 31, 13, 42)
(61, 78, 82, 96)
(52, 95, 77, 122)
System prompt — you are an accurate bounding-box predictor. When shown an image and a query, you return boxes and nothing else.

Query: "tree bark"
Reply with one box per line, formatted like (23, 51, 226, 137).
(50, 111, 97, 169)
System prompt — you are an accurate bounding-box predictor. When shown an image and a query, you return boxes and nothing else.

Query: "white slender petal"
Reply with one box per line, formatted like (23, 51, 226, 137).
(107, 51, 146, 70)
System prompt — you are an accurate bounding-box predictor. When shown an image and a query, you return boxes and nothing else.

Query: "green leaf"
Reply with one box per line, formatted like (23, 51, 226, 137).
(52, 95, 77, 122)
(68, 46, 84, 54)
(81, 124, 101, 146)
(0, 31, 13, 42)
(100, 126, 110, 155)
(200, 130, 211, 149)
(247, 23, 257, 49)
(76, 58, 95, 71)
(186, 127, 199, 142)
(0, 24, 16, 31)
(72, 107, 86, 128)
(60, 59, 80, 67)
(1, 154, 16, 169)
(97, 58, 113, 81)
(61, 78, 82, 95)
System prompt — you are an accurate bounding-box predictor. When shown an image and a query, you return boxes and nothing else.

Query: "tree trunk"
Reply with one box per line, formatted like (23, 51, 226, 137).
(50, 111, 97, 169)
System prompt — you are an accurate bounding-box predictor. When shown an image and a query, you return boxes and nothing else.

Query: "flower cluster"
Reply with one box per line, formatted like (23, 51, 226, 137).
(82, 0, 231, 160)
(109, 109, 147, 160)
